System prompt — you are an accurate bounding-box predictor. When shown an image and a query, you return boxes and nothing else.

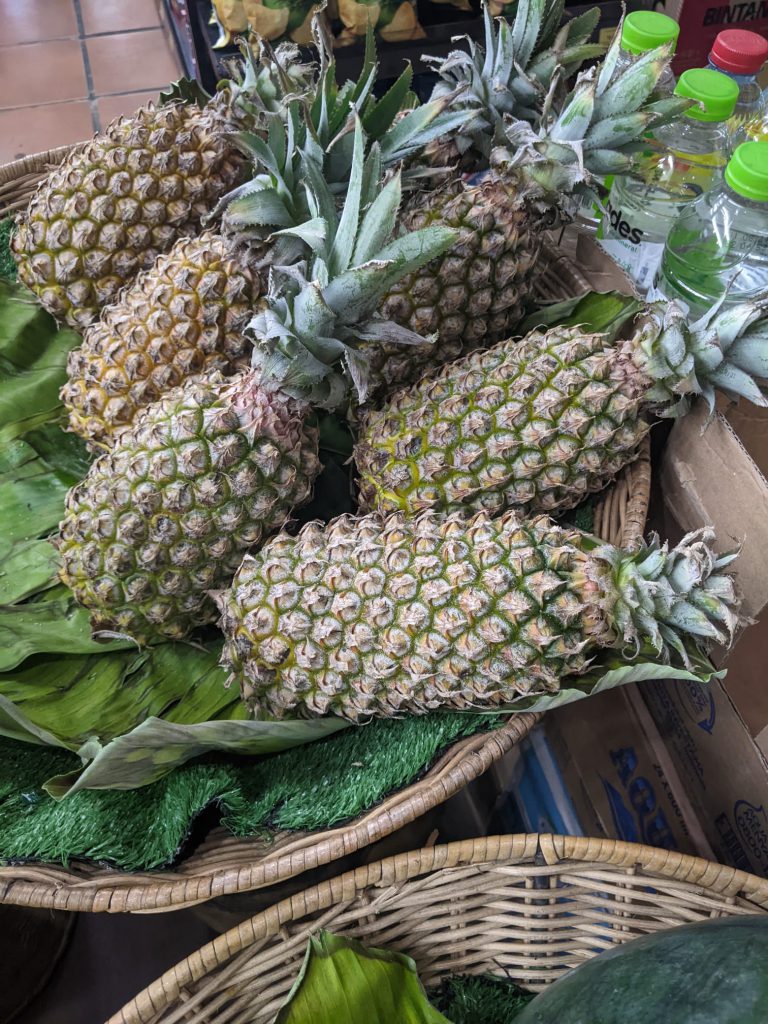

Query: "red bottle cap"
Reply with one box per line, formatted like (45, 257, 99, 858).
(710, 29, 768, 74)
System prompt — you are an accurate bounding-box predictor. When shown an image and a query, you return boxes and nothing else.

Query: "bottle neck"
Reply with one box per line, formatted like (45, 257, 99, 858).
(723, 181, 768, 209)
(707, 59, 758, 85)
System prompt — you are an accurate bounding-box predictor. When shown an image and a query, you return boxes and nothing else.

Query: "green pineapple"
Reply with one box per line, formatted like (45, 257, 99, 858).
(11, 42, 315, 329)
(55, 133, 457, 644)
(218, 511, 739, 720)
(370, 30, 692, 391)
(60, 24, 464, 449)
(356, 301, 768, 518)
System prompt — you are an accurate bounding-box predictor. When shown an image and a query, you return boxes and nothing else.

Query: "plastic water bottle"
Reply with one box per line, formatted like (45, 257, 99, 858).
(655, 141, 768, 318)
(576, 10, 680, 235)
(597, 67, 738, 293)
(707, 29, 768, 141)
(615, 10, 680, 92)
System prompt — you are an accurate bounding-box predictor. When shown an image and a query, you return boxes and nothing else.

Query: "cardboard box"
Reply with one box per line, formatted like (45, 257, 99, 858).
(643, 677, 768, 875)
(659, 0, 768, 75)
(659, 400, 768, 754)
(648, 398, 768, 876)
(545, 685, 713, 856)
(490, 729, 585, 836)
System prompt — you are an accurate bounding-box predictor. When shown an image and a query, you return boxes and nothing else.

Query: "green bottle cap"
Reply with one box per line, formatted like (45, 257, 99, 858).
(621, 11, 680, 55)
(674, 67, 739, 121)
(725, 142, 768, 201)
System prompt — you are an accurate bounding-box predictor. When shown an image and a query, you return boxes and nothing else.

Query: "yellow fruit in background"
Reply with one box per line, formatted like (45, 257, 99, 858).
(380, 0, 425, 40)
(244, 0, 290, 39)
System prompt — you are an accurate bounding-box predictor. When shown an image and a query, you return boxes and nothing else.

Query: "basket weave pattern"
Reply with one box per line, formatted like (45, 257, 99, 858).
(0, 149, 651, 916)
(111, 833, 768, 1024)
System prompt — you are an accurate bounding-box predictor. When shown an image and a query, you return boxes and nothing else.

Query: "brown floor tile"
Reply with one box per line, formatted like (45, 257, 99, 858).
(86, 29, 181, 95)
(81, 0, 161, 35)
(0, 39, 87, 108)
(97, 90, 161, 127)
(0, 0, 77, 43)
(0, 103, 93, 163)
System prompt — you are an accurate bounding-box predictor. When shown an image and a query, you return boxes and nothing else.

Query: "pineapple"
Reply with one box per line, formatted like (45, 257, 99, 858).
(61, 231, 263, 448)
(356, 301, 768, 518)
(11, 43, 315, 330)
(217, 511, 739, 720)
(55, 138, 457, 644)
(60, 28, 463, 450)
(370, 34, 692, 391)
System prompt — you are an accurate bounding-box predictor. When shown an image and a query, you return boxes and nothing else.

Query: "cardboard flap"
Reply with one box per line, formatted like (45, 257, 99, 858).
(661, 401, 768, 621)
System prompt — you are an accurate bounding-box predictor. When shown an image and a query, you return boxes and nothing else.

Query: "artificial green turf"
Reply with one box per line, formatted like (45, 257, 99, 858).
(0, 712, 500, 870)
(0, 220, 15, 279)
(431, 974, 535, 1022)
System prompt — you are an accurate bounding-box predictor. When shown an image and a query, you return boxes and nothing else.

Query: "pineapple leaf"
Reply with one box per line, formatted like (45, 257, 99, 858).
(352, 171, 402, 266)
(322, 227, 457, 321)
(559, 6, 600, 47)
(363, 63, 414, 141)
(361, 145, 382, 210)
(550, 75, 595, 141)
(158, 76, 210, 109)
(301, 156, 339, 245)
(535, 0, 566, 54)
(225, 189, 297, 229)
(233, 130, 283, 178)
(328, 118, 365, 276)
(707, 363, 768, 406)
(583, 111, 655, 151)
(594, 43, 675, 119)
(596, 16, 624, 95)
(514, 0, 548, 70)
(271, 217, 328, 251)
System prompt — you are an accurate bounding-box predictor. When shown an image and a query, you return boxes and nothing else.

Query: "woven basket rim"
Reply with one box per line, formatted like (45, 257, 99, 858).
(108, 831, 768, 1024)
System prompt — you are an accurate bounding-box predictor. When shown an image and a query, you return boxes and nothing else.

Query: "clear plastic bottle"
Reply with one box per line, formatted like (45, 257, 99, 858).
(707, 29, 768, 140)
(597, 67, 738, 293)
(576, 11, 680, 235)
(655, 141, 768, 318)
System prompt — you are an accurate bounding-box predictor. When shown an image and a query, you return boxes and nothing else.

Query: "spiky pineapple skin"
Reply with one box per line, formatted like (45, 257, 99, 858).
(56, 373, 319, 644)
(356, 327, 650, 519)
(219, 510, 596, 721)
(12, 101, 244, 329)
(374, 174, 544, 390)
(61, 231, 264, 449)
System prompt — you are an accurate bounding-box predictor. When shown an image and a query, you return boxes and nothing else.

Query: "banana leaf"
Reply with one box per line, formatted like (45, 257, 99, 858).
(276, 932, 451, 1024)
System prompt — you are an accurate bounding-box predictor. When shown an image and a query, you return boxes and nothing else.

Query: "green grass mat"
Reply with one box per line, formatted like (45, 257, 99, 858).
(0, 220, 15, 279)
(432, 975, 535, 1022)
(0, 712, 499, 870)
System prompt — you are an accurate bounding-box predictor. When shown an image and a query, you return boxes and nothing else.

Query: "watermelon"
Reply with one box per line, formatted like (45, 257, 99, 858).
(515, 916, 768, 1024)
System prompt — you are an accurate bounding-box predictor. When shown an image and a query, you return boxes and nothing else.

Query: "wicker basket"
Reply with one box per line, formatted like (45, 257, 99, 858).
(111, 833, 768, 1024)
(0, 149, 651, 915)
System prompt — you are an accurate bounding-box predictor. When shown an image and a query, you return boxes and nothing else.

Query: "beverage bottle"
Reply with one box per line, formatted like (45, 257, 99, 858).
(655, 141, 768, 318)
(576, 10, 680, 235)
(707, 29, 768, 141)
(597, 67, 738, 293)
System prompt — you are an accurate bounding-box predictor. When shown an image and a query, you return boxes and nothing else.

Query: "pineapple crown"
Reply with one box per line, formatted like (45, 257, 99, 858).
(632, 298, 768, 416)
(425, 0, 604, 165)
(587, 529, 740, 667)
(491, 28, 692, 209)
(248, 121, 457, 410)
(207, 15, 466, 250)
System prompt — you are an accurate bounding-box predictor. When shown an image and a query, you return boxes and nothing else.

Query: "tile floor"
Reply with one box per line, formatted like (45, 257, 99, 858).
(0, 0, 183, 164)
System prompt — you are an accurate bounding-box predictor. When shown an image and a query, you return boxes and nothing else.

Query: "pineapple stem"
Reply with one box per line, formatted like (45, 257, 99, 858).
(587, 529, 741, 665)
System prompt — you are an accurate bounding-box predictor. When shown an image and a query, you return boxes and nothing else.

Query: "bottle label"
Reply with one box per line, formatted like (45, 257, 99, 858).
(597, 236, 665, 292)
